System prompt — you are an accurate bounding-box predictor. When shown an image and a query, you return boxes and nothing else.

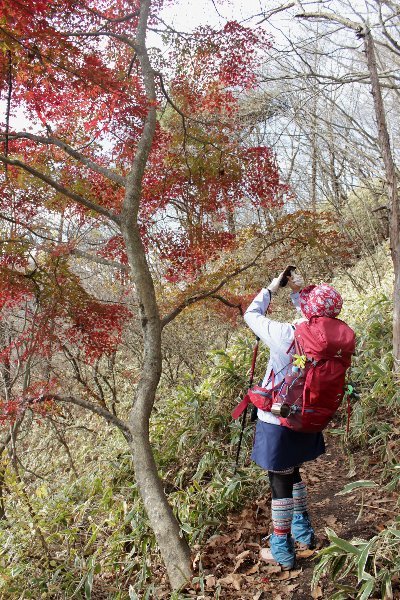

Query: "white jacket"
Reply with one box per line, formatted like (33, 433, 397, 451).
(244, 289, 301, 424)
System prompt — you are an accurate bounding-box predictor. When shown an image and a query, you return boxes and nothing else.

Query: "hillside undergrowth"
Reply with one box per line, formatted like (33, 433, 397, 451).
(0, 244, 397, 599)
(311, 244, 399, 600)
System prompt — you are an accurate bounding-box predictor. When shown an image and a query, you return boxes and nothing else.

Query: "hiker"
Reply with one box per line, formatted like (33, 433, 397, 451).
(243, 272, 345, 569)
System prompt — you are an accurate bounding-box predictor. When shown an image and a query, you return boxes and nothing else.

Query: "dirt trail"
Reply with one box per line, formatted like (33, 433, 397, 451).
(182, 433, 398, 599)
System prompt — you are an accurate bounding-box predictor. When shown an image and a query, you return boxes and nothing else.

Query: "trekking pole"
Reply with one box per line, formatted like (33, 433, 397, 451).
(234, 336, 260, 474)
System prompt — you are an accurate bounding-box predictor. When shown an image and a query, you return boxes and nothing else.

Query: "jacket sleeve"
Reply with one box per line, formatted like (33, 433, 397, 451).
(244, 289, 294, 350)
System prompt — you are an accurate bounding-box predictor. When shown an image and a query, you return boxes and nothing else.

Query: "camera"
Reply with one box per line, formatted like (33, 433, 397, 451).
(270, 402, 299, 418)
(279, 265, 296, 287)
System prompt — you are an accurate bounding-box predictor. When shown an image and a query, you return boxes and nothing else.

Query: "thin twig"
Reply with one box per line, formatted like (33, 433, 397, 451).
(4, 50, 12, 179)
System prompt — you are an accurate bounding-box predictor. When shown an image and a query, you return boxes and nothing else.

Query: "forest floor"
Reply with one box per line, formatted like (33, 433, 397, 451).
(156, 430, 398, 599)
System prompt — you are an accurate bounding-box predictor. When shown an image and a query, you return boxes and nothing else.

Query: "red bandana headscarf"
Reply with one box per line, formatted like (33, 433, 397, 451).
(299, 284, 343, 319)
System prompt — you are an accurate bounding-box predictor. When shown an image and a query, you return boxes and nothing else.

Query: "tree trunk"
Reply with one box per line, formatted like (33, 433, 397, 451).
(122, 222, 192, 589)
(310, 97, 318, 213)
(119, 0, 192, 588)
(363, 29, 400, 374)
(129, 421, 192, 589)
(122, 222, 192, 590)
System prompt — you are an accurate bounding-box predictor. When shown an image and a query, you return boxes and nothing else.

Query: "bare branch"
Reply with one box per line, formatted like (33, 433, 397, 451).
(3, 133, 125, 187)
(257, 2, 296, 24)
(161, 229, 301, 328)
(28, 394, 131, 439)
(297, 11, 365, 34)
(0, 155, 120, 224)
(70, 248, 130, 271)
(210, 294, 244, 316)
(60, 30, 137, 50)
(377, 2, 400, 56)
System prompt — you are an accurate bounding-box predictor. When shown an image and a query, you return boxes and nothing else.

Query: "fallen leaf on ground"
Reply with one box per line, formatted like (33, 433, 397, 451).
(192, 552, 200, 570)
(297, 548, 315, 558)
(323, 514, 338, 527)
(312, 585, 323, 598)
(244, 562, 260, 575)
(207, 534, 231, 547)
(253, 592, 263, 600)
(239, 508, 255, 520)
(307, 475, 320, 483)
(233, 550, 251, 572)
(314, 498, 330, 507)
(375, 497, 395, 504)
(242, 520, 256, 529)
(234, 530, 242, 542)
(261, 565, 281, 575)
(218, 573, 243, 591)
(205, 575, 216, 589)
(288, 569, 302, 578)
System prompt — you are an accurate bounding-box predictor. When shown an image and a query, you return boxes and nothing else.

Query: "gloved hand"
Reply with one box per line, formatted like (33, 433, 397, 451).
(267, 272, 284, 294)
(288, 272, 304, 292)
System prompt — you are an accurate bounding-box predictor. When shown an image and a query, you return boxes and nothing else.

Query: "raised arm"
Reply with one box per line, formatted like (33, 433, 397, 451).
(244, 287, 294, 349)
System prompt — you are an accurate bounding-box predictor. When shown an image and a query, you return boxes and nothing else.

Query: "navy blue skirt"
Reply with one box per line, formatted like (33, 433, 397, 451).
(251, 420, 325, 471)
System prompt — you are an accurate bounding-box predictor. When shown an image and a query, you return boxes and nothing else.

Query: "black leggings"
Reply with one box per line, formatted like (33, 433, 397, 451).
(268, 467, 302, 499)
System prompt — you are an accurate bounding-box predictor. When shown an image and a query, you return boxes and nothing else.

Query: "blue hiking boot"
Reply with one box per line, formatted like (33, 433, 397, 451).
(261, 533, 295, 569)
(291, 512, 316, 549)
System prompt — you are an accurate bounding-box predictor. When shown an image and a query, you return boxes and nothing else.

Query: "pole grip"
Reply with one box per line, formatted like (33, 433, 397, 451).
(249, 337, 260, 386)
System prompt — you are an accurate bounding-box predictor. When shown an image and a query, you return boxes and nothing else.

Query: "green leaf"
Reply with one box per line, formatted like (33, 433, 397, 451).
(381, 572, 393, 600)
(84, 570, 93, 600)
(128, 586, 139, 600)
(336, 481, 378, 496)
(329, 592, 353, 600)
(387, 527, 400, 539)
(358, 578, 375, 600)
(357, 540, 374, 583)
(331, 554, 347, 579)
(327, 533, 361, 556)
(371, 363, 385, 376)
(334, 583, 359, 594)
(317, 545, 341, 556)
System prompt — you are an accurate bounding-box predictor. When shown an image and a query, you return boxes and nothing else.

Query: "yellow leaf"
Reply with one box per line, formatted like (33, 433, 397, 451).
(36, 484, 48, 498)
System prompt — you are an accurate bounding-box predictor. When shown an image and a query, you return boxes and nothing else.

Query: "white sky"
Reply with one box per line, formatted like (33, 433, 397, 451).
(159, 0, 265, 30)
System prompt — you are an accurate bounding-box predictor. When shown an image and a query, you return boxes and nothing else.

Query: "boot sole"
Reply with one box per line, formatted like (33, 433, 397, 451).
(260, 548, 296, 570)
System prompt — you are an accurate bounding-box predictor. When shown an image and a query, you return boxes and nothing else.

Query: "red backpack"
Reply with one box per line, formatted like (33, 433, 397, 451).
(232, 316, 355, 433)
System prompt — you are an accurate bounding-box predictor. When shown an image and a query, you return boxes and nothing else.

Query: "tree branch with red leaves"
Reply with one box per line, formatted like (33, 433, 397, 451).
(0, 155, 121, 223)
(161, 226, 303, 328)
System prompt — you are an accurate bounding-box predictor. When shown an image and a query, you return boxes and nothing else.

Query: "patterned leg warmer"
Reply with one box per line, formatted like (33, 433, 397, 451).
(269, 498, 295, 568)
(291, 481, 315, 548)
(293, 481, 308, 514)
(271, 497, 294, 536)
